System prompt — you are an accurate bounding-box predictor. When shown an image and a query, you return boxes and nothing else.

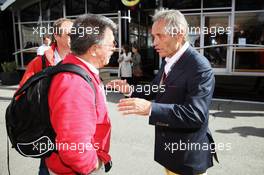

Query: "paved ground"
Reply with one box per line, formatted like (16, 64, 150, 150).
(0, 85, 264, 175)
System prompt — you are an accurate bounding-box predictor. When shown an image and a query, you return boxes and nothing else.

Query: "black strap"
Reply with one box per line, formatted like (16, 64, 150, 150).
(41, 55, 47, 70)
(104, 160, 112, 172)
(47, 64, 96, 104)
(207, 132, 219, 163)
(14, 55, 48, 95)
(14, 71, 48, 97)
(15, 64, 96, 103)
(7, 136, 11, 175)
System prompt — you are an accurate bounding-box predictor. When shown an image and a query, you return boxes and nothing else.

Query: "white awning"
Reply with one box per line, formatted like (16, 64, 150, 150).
(0, 0, 16, 11)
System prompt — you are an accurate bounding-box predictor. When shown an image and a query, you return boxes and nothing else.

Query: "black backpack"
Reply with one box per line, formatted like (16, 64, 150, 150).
(5, 63, 95, 158)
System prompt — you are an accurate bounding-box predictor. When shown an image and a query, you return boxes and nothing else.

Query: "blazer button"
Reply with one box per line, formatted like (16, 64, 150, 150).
(161, 132, 166, 137)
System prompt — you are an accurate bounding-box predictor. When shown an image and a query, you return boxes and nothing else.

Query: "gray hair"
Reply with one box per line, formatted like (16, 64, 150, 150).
(51, 18, 73, 43)
(70, 14, 117, 55)
(153, 9, 188, 41)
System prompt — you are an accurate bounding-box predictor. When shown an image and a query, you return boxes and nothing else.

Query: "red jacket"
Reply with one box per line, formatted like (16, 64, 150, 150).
(46, 54, 111, 175)
(19, 44, 57, 87)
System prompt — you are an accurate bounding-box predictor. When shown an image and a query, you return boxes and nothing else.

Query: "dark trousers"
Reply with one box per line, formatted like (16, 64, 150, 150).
(39, 158, 50, 175)
(121, 77, 132, 85)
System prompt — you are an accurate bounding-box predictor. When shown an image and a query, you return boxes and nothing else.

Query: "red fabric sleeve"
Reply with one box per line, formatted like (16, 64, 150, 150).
(19, 56, 42, 87)
(48, 72, 98, 174)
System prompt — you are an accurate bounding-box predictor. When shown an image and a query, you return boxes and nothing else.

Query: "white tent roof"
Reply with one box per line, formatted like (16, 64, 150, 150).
(0, 0, 16, 11)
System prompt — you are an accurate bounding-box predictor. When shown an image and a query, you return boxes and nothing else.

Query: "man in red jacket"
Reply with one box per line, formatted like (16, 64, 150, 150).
(46, 14, 116, 175)
(19, 18, 73, 86)
(18, 18, 73, 175)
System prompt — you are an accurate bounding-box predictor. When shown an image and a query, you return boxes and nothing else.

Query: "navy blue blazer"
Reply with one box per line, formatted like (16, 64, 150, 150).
(132, 46, 217, 175)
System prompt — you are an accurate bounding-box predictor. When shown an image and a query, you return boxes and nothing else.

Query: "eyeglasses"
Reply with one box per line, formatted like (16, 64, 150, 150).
(99, 40, 118, 49)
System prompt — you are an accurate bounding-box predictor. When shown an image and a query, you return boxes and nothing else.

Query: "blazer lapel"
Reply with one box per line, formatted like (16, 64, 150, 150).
(155, 47, 192, 101)
(153, 60, 166, 86)
(165, 47, 192, 86)
(152, 60, 166, 101)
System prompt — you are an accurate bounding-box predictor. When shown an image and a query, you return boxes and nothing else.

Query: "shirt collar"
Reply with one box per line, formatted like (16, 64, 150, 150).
(75, 56, 99, 75)
(54, 49, 62, 65)
(164, 42, 189, 74)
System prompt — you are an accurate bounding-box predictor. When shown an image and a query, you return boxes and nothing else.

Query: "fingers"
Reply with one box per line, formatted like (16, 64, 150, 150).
(119, 98, 135, 103)
(118, 99, 134, 107)
(109, 79, 126, 84)
(106, 79, 127, 87)
(106, 80, 119, 86)
(118, 98, 135, 112)
(106, 80, 131, 94)
(109, 79, 122, 83)
(122, 109, 137, 115)
(118, 98, 136, 106)
(118, 105, 134, 111)
(117, 98, 151, 116)
(118, 105, 137, 115)
(118, 98, 139, 115)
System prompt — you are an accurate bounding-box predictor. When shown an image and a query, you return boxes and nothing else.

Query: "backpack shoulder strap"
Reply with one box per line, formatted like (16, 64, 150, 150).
(14, 69, 51, 97)
(48, 63, 96, 103)
(41, 55, 46, 69)
(15, 64, 97, 104)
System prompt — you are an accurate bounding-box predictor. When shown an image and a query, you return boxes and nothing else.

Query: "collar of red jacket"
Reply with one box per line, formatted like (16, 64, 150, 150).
(62, 53, 101, 85)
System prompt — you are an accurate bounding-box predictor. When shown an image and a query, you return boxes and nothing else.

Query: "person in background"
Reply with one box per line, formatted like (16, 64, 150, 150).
(131, 44, 142, 84)
(37, 34, 51, 56)
(19, 18, 73, 87)
(118, 44, 132, 84)
(18, 18, 73, 175)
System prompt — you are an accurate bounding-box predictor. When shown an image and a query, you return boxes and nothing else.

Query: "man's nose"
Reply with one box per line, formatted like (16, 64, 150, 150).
(153, 37, 159, 47)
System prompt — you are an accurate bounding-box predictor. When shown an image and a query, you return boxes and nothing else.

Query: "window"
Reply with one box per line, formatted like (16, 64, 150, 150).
(163, 0, 201, 9)
(20, 3, 40, 22)
(233, 12, 264, 72)
(41, 0, 63, 21)
(21, 23, 41, 48)
(185, 15, 201, 47)
(235, 0, 264, 11)
(203, 15, 230, 68)
(140, 0, 158, 9)
(66, 0, 85, 16)
(21, 23, 42, 64)
(129, 23, 147, 47)
(203, 0, 231, 8)
(234, 12, 264, 45)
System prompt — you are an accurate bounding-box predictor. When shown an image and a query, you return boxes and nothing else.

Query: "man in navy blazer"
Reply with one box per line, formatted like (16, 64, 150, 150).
(107, 9, 217, 175)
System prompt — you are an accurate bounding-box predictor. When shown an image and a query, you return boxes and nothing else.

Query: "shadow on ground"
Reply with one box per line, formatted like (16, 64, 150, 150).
(0, 97, 12, 101)
(0, 86, 18, 91)
(209, 101, 264, 118)
(106, 92, 124, 103)
(215, 126, 264, 138)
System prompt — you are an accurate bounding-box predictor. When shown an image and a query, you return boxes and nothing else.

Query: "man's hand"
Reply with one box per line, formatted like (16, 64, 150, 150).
(106, 79, 131, 94)
(118, 98, 151, 116)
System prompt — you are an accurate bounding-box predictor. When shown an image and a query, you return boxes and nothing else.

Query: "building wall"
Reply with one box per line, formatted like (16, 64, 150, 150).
(0, 10, 14, 69)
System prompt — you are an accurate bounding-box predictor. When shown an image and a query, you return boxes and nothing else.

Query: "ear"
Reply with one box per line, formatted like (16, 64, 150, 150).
(175, 33, 185, 42)
(88, 44, 98, 57)
(53, 33, 59, 41)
